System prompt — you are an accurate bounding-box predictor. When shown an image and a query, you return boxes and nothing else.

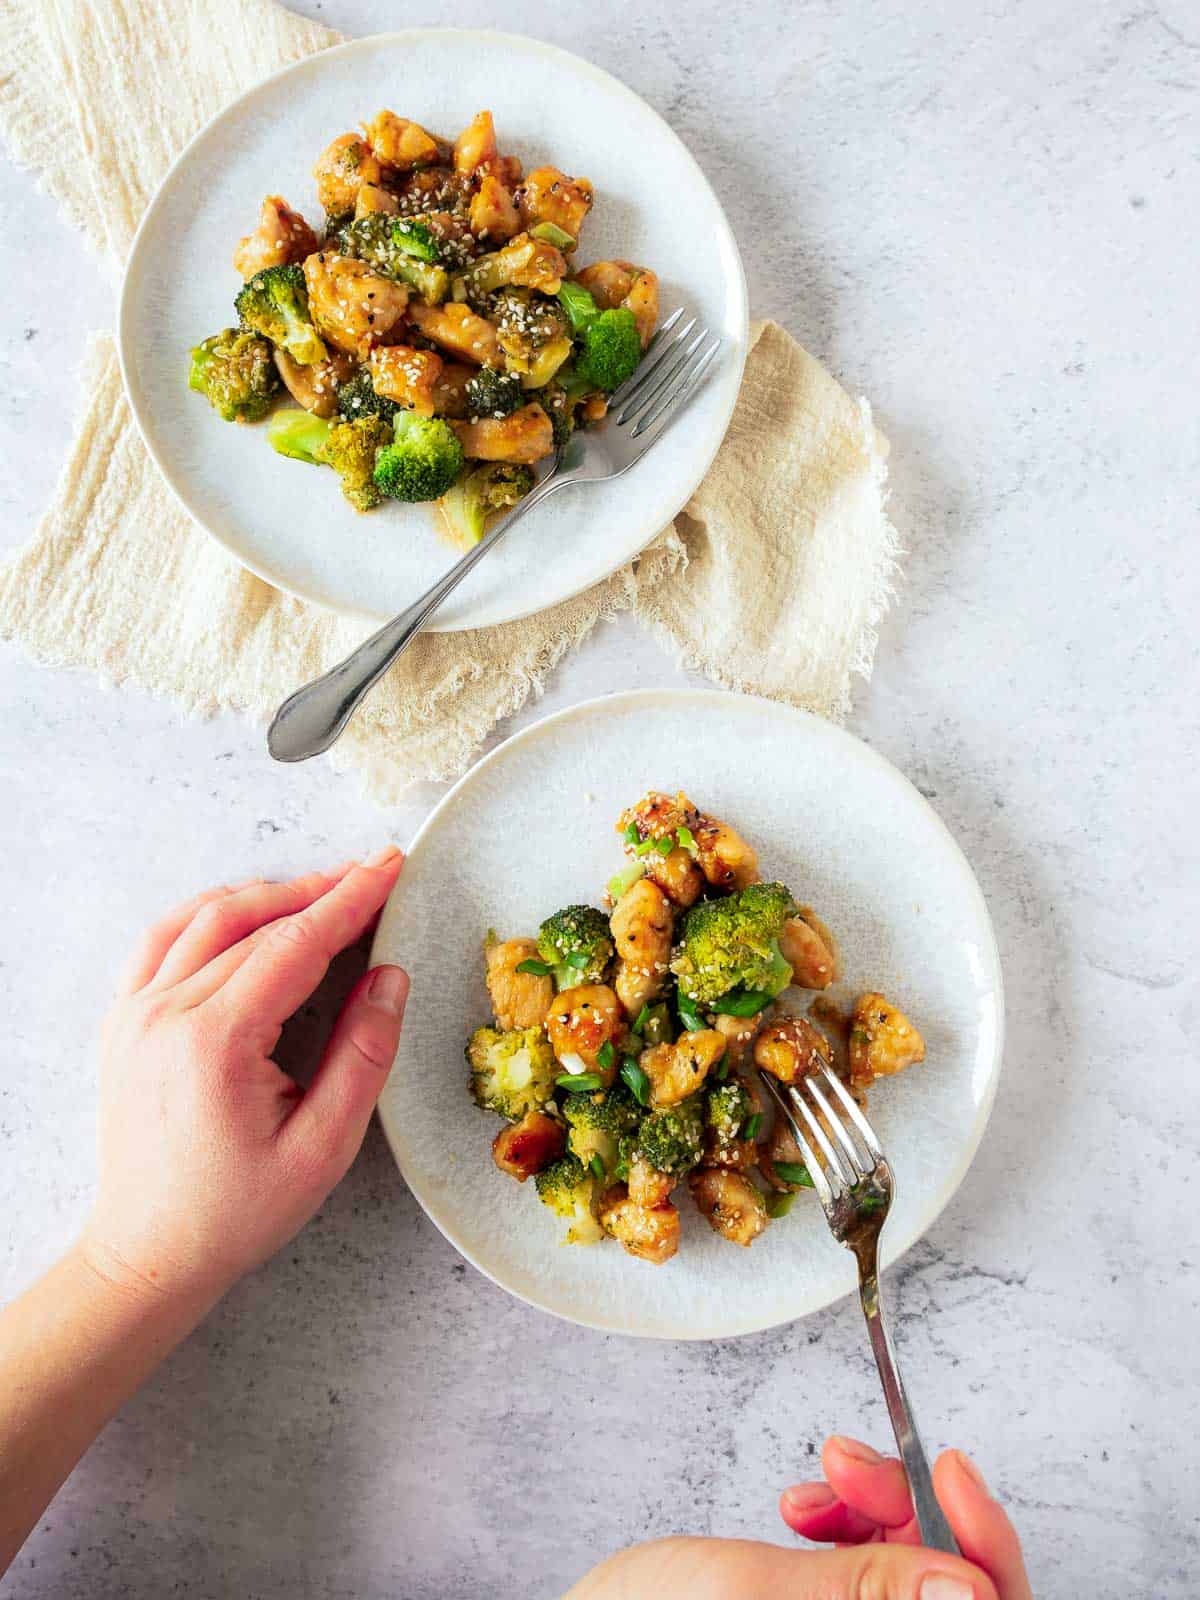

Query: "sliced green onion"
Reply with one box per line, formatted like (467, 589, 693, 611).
(555, 1072, 603, 1092)
(620, 1059, 651, 1107)
(607, 860, 646, 901)
(677, 997, 704, 1033)
(765, 1190, 797, 1218)
(633, 1004, 652, 1034)
(676, 825, 697, 854)
(623, 822, 640, 845)
(516, 957, 553, 976)
(773, 1161, 814, 1188)
(653, 835, 675, 856)
(597, 1040, 615, 1069)
(530, 220, 577, 250)
(714, 1054, 730, 1081)
(711, 989, 773, 1017)
(565, 950, 590, 970)
(590, 1153, 606, 1181)
(634, 837, 657, 857)
(743, 1112, 763, 1141)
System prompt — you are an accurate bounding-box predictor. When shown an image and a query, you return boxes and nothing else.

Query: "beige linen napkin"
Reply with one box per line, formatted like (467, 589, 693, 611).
(0, 0, 899, 804)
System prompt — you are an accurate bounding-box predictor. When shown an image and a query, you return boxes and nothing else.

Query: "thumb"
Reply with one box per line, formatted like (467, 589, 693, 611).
(784, 1542, 999, 1600)
(283, 964, 409, 1177)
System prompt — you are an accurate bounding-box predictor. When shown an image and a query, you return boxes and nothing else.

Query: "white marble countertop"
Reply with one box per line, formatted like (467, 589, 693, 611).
(1, 2, 1197, 1596)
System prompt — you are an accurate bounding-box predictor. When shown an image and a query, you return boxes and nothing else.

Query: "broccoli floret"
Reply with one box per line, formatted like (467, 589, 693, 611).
(188, 329, 279, 423)
(338, 215, 450, 304)
(540, 382, 577, 453)
(575, 308, 641, 392)
(321, 414, 393, 511)
(235, 264, 326, 366)
(563, 1086, 642, 1179)
(438, 462, 534, 545)
(373, 412, 464, 502)
(537, 905, 614, 989)
(636, 1095, 705, 1178)
(467, 1025, 558, 1121)
(335, 368, 400, 425)
(464, 365, 524, 419)
(671, 882, 799, 1007)
(267, 407, 331, 462)
(492, 289, 572, 382)
(706, 1080, 752, 1148)
(266, 409, 391, 512)
(534, 1153, 604, 1245)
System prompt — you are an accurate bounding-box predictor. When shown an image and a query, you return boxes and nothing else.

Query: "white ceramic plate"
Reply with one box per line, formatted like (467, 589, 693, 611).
(372, 691, 1004, 1340)
(118, 31, 748, 629)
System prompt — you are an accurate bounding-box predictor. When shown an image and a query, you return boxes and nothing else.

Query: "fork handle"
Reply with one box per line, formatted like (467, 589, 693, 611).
(267, 470, 565, 763)
(857, 1260, 961, 1554)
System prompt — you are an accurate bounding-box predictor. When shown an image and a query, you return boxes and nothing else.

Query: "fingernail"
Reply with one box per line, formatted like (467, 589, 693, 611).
(366, 965, 408, 1017)
(920, 1575, 974, 1600)
(831, 1435, 883, 1464)
(781, 1482, 836, 1512)
(953, 1449, 989, 1494)
(363, 843, 402, 868)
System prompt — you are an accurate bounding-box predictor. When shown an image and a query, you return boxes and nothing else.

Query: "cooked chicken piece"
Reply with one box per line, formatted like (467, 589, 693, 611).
(314, 133, 382, 215)
(849, 994, 925, 1085)
(469, 174, 521, 242)
(302, 252, 409, 359)
(450, 403, 555, 465)
(643, 845, 705, 908)
(754, 1015, 832, 1085)
(619, 790, 700, 842)
(628, 1155, 674, 1208)
(454, 109, 498, 176)
(780, 912, 837, 990)
(688, 1168, 768, 1247)
(693, 812, 760, 891)
(599, 1187, 680, 1265)
(806, 997, 867, 1108)
(476, 233, 568, 294)
(609, 879, 673, 1018)
(640, 1030, 726, 1108)
(545, 984, 624, 1080)
(430, 361, 474, 419)
(492, 1109, 565, 1182)
(354, 182, 400, 219)
(272, 347, 355, 418)
(233, 196, 320, 279)
(519, 165, 594, 239)
(703, 1073, 763, 1172)
(369, 345, 444, 417)
(364, 110, 441, 171)
(575, 259, 659, 347)
(712, 1010, 761, 1070)
(408, 301, 502, 366)
(485, 937, 553, 1031)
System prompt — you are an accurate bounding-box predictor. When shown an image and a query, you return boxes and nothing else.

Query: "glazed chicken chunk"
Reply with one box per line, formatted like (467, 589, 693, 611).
(600, 1188, 680, 1265)
(302, 252, 409, 358)
(233, 196, 319, 279)
(848, 994, 926, 1085)
(688, 1168, 768, 1247)
(609, 878, 674, 1017)
(485, 937, 553, 1031)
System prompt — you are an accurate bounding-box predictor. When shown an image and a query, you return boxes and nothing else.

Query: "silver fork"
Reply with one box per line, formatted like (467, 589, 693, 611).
(266, 308, 722, 763)
(758, 1063, 960, 1554)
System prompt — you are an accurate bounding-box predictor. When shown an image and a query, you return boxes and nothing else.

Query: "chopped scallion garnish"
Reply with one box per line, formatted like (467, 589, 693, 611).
(590, 1153, 606, 1181)
(516, 957, 553, 976)
(676, 825, 697, 854)
(714, 1054, 730, 1081)
(677, 998, 704, 1033)
(743, 1113, 763, 1141)
(633, 1004, 652, 1034)
(653, 835, 675, 856)
(556, 1072, 603, 1091)
(565, 950, 590, 969)
(620, 1059, 651, 1106)
(711, 989, 772, 1017)
(623, 822, 640, 845)
(765, 1190, 797, 1218)
(773, 1161, 814, 1188)
(597, 1040, 615, 1069)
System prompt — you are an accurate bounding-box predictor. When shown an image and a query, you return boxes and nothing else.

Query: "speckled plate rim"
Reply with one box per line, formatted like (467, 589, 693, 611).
(371, 689, 1006, 1340)
(116, 29, 749, 630)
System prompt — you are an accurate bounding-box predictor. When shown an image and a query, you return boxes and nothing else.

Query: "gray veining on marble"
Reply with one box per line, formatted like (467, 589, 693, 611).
(1, 2, 1198, 1596)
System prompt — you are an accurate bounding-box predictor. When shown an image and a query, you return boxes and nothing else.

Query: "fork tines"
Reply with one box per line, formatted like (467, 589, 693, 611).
(758, 1063, 884, 1207)
(609, 307, 722, 440)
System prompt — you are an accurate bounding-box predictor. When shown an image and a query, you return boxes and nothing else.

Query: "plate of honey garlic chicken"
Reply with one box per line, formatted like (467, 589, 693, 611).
(372, 692, 1004, 1339)
(118, 32, 748, 627)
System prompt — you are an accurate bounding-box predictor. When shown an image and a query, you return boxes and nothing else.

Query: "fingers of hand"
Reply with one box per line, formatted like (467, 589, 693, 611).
(820, 1437, 920, 1534)
(116, 885, 234, 994)
(282, 964, 409, 1182)
(932, 1453, 1033, 1600)
(779, 1483, 883, 1545)
(213, 849, 403, 1035)
(151, 867, 355, 990)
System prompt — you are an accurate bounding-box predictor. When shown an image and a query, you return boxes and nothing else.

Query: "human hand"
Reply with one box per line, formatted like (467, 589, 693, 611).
(779, 1435, 1032, 1599)
(79, 848, 408, 1317)
(566, 1434, 1029, 1600)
